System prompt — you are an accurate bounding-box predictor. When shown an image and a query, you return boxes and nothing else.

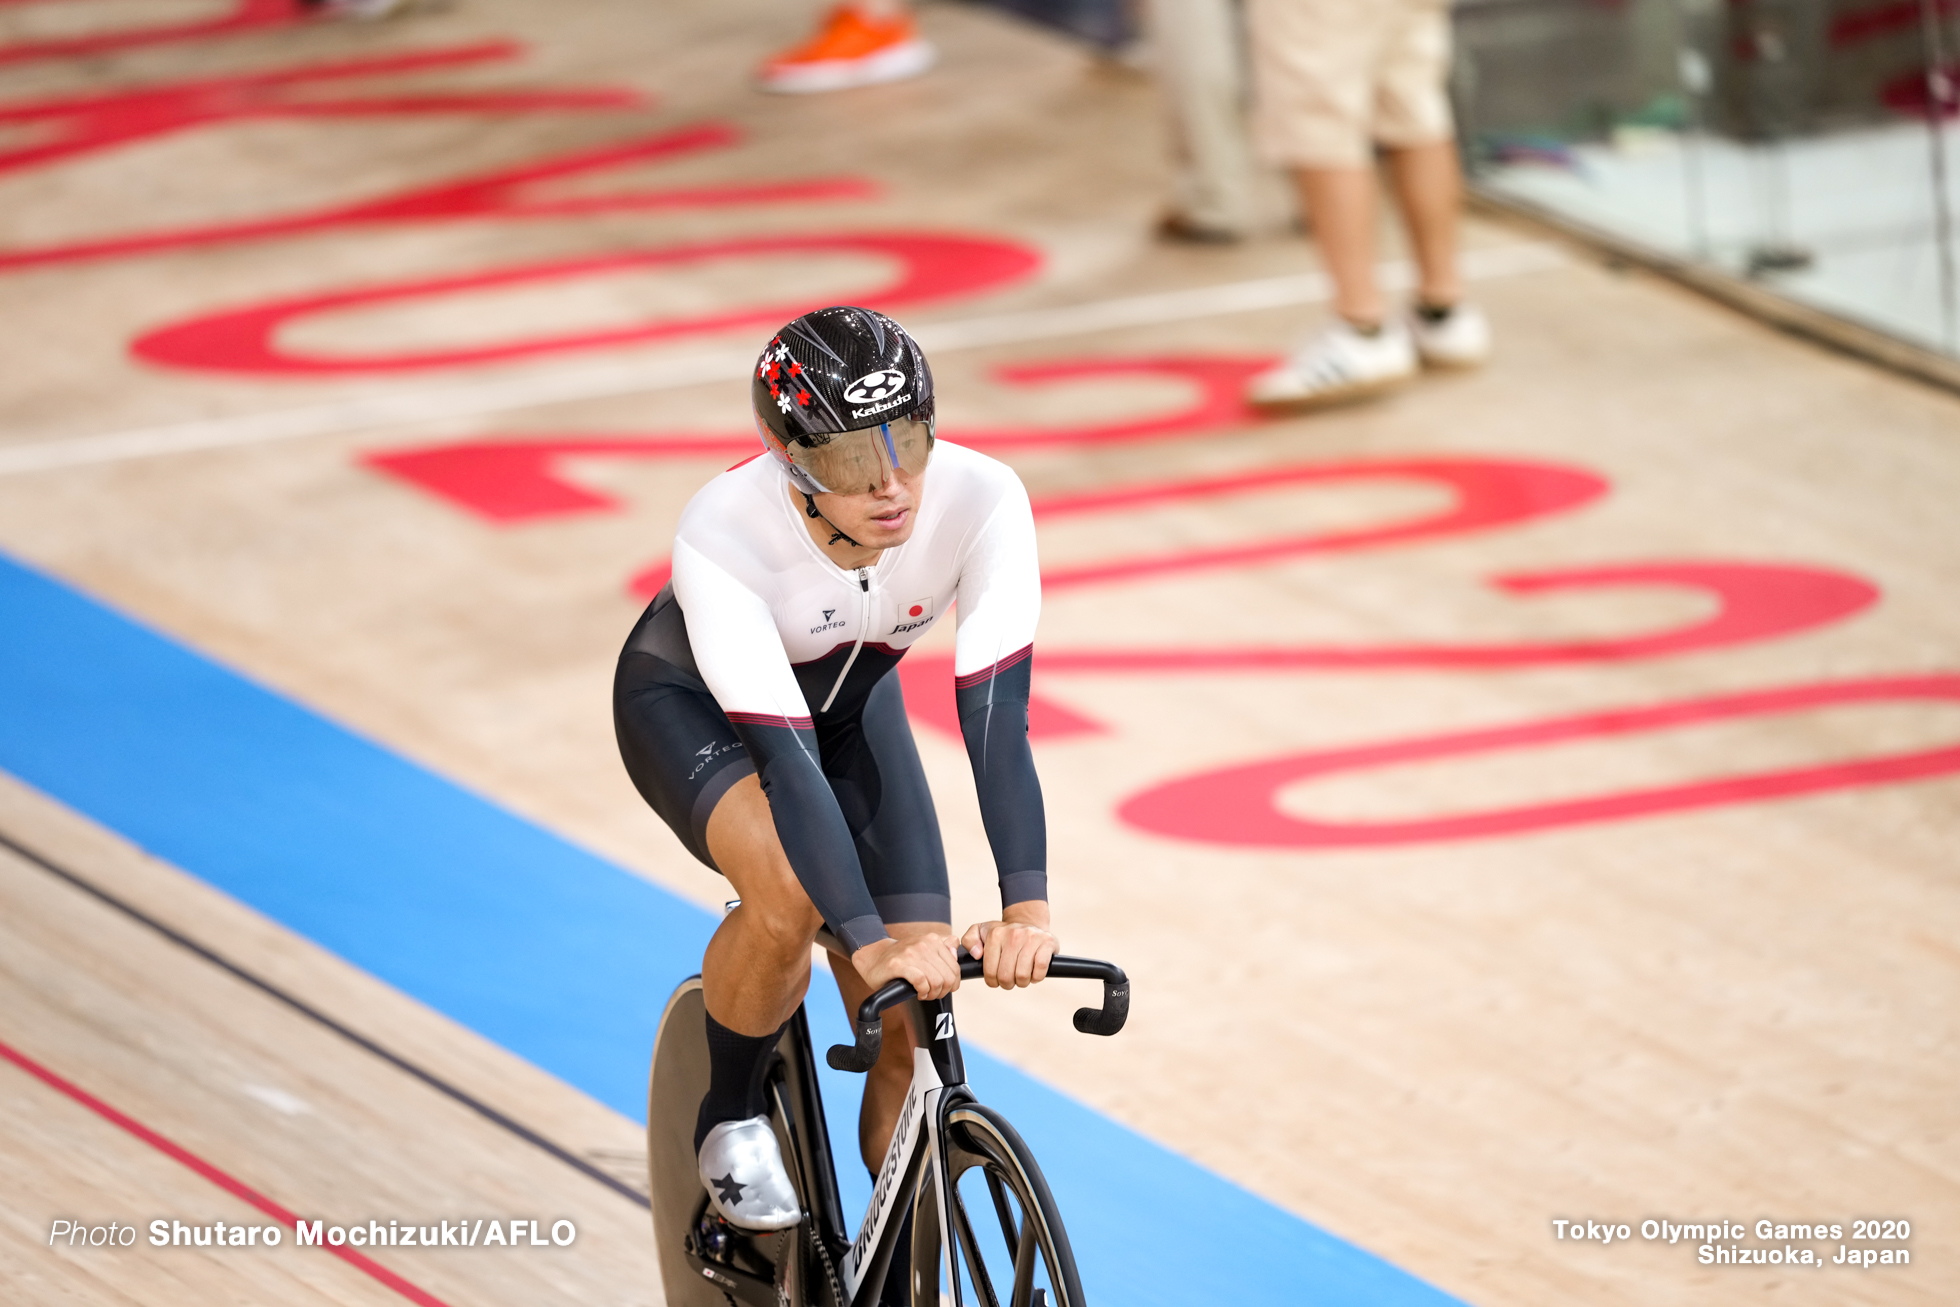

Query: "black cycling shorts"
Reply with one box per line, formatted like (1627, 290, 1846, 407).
(613, 592, 952, 925)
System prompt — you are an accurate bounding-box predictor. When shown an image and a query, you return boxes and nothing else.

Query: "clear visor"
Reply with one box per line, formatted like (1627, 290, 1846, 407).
(783, 415, 934, 494)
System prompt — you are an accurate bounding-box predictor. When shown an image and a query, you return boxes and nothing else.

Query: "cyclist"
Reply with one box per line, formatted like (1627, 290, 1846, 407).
(613, 306, 1058, 1296)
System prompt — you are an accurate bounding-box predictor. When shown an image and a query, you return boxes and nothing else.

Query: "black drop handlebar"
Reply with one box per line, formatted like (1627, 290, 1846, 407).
(825, 952, 1129, 1073)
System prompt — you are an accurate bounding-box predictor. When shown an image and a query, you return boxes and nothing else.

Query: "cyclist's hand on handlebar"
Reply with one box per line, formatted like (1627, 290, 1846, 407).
(852, 930, 961, 1001)
(961, 902, 1058, 990)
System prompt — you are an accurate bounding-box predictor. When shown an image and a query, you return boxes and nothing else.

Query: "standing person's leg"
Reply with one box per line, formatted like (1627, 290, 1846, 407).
(1150, 0, 1260, 242)
(1244, 0, 1418, 408)
(1376, 0, 1492, 366)
(1385, 141, 1464, 310)
(1297, 165, 1385, 325)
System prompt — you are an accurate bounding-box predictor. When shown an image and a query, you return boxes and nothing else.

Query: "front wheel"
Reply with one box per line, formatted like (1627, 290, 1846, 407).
(913, 1102, 1085, 1307)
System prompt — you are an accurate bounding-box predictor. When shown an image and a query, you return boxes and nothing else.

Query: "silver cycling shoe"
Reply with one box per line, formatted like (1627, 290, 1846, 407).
(698, 1116, 800, 1231)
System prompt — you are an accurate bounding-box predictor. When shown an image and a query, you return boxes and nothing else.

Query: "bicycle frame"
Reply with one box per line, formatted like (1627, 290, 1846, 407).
(834, 995, 964, 1306)
(669, 951, 1126, 1307)
(815, 954, 1126, 1307)
(678, 992, 961, 1307)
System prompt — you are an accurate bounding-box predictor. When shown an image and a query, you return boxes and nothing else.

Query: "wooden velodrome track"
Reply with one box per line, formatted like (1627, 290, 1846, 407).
(1, 1, 1955, 1304)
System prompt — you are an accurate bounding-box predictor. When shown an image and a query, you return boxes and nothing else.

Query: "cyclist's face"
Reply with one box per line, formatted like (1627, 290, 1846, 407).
(811, 462, 924, 551)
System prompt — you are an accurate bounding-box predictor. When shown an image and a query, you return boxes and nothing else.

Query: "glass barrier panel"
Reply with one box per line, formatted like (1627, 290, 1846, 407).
(1455, 0, 1960, 358)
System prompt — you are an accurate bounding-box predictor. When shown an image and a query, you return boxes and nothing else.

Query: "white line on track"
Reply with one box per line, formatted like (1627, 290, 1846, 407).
(0, 243, 1565, 477)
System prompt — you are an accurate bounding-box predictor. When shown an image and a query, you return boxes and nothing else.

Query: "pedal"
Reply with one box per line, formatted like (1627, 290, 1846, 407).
(684, 1209, 784, 1307)
(690, 1208, 733, 1260)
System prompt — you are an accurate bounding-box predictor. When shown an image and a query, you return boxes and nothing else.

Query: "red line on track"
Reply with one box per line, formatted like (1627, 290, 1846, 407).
(0, 1038, 452, 1307)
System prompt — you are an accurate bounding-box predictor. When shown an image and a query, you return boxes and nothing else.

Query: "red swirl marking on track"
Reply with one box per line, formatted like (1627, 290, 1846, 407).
(0, 124, 873, 272)
(1034, 458, 1608, 591)
(0, 0, 299, 68)
(1039, 563, 1878, 670)
(0, 42, 638, 180)
(133, 232, 1042, 374)
(368, 435, 754, 523)
(954, 357, 1268, 450)
(895, 565, 1875, 741)
(1118, 676, 1960, 848)
(0, 1038, 452, 1307)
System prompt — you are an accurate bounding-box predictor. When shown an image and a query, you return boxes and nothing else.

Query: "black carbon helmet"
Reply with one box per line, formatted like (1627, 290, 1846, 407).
(751, 306, 935, 448)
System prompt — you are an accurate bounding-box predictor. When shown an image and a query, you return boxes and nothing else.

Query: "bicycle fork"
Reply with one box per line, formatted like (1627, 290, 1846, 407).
(839, 994, 968, 1307)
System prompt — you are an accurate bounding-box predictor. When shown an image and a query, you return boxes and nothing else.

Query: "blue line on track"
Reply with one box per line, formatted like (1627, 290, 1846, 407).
(0, 550, 1464, 1307)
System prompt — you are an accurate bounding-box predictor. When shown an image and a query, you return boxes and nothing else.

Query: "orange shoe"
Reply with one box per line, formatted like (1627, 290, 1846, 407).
(758, 6, 935, 94)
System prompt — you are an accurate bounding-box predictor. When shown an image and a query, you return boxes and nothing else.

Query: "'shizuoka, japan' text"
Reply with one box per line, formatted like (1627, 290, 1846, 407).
(1550, 1217, 1912, 1269)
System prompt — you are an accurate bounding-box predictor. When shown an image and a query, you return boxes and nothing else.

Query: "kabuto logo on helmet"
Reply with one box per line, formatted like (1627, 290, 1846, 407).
(843, 368, 907, 405)
(751, 307, 936, 492)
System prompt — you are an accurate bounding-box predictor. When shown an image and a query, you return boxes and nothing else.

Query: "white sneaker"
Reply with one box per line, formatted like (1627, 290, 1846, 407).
(1246, 319, 1419, 411)
(698, 1117, 799, 1231)
(1407, 301, 1492, 369)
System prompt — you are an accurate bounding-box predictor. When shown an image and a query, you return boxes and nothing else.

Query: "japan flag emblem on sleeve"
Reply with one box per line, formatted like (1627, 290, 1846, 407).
(903, 597, 934, 621)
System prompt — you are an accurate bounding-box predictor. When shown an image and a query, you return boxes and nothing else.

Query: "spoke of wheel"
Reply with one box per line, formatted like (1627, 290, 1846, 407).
(984, 1168, 1019, 1252)
(1008, 1214, 1039, 1307)
(951, 1174, 1002, 1307)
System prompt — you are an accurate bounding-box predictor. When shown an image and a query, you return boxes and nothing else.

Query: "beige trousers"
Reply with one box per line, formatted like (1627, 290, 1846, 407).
(1148, 0, 1260, 235)
(1247, 0, 1455, 169)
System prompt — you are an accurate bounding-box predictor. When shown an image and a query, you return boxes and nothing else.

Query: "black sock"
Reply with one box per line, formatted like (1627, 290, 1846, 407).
(878, 1199, 914, 1305)
(695, 1012, 782, 1154)
(1415, 300, 1457, 324)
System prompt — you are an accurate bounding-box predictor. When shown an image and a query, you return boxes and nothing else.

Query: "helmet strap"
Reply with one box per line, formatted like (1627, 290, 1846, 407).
(801, 491, 862, 549)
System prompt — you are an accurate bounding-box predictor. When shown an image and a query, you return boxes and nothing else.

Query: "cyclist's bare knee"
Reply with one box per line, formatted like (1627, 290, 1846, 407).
(700, 775, 822, 1033)
(706, 773, 822, 951)
(742, 888, 823, 957)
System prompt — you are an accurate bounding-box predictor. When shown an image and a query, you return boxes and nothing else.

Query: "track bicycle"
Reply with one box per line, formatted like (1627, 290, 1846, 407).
(648, 931, 1129, 1307)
